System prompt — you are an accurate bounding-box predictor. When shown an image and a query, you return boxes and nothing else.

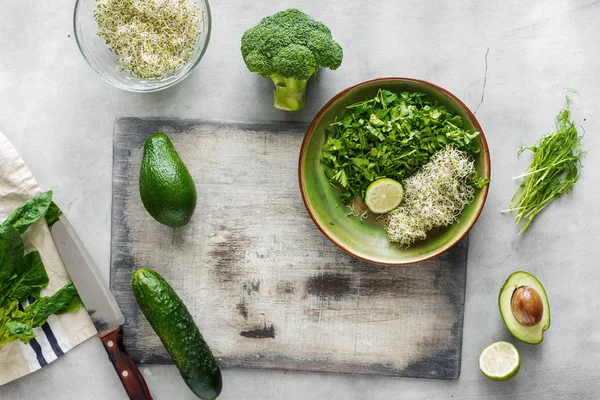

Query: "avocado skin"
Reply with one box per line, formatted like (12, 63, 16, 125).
(139, 133, 197, 227)
(132, 268, 223, 400)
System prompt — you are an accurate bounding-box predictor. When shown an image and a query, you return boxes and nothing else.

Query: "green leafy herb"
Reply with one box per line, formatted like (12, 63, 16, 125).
(56, 292, 83, 315)
(1, 190, 53, 234)
(0, 224, 25, 287)
(474, 177, 492, 189)
(17, 283, 79, 328)
(0, 283, 80, 346)
(0, 251, 49, 304)
(0, 192, 82, 347)
(0, 298, 36, 346)
(4, 322, 35, 345)
(321, 90, 481, 200)
(506, 95, 585, 234)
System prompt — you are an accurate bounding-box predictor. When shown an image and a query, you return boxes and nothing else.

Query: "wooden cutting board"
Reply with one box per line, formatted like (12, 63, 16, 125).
(110, 117, 468, 379)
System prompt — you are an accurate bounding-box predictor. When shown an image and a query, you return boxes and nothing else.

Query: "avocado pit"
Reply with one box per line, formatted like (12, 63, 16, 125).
(510, 286, 543, 327)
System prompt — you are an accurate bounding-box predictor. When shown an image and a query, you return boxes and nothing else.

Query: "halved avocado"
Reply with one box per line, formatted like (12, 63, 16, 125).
(499, 271, 550, 344)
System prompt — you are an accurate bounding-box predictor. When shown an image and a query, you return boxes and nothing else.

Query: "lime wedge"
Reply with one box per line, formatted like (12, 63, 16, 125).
(364, 178, 404, 214)
(479, 341, 520, 381)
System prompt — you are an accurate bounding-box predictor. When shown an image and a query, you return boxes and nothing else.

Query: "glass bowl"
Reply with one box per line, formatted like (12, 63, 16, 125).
(73, 0, 211, 92)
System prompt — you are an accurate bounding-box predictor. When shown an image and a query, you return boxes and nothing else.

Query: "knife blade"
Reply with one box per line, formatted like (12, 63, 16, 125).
(51, 215, 153, 400)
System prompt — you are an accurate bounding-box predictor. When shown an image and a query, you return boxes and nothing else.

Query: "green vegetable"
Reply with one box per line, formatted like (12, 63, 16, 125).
(132, 268, 222, 400)
(1, 251, 49, 304)
(0, 224, 25, 287)
(140, 133, 197, 227)
(241, 9, 343, 111)
(0, 283, 79, 346)
(474, 176, 492, 189)
(4, 321, 35, 345)
(0, 192, 82, 347)
(506, 95, 585, 234)
(321, 90, 481, 200)
(56, 292, 83, 315)
(17, 283, 79, 328)
(45, 201, 63, 228)
(1, 190, 53, 234)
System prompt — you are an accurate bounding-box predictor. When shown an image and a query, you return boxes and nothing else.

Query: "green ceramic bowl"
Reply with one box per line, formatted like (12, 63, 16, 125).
(299, 77, 491, 265)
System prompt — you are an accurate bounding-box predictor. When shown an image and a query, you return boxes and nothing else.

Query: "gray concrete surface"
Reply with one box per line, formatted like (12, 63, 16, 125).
(1, 0, 599, 398)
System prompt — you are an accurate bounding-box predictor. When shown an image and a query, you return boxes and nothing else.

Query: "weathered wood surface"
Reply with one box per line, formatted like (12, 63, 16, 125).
(110, 117, 468, 379)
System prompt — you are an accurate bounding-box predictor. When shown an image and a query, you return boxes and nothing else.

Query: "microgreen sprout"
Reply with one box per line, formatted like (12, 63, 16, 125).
(94, 0, 200, 79)
(384, 148, 476, 246)
(504, 94, 585, 234)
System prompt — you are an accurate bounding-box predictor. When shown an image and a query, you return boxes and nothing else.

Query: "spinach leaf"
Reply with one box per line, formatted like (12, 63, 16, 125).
(45, 201, 62, 228)
(2, 191, 53, 234)
(56, 292, 83, 315)
(1, 251, 49, 303)
(20, 282, 79, 328)
(0, 224, 24, 290)
(3, 322, 35, 346)
(0, 193, 82, 348)
(0, 300, 29, 346)
(0, 300, 22, 322)
(0, 283, 81, 347)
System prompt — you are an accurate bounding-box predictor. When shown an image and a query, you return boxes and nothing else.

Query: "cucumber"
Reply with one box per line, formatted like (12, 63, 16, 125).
(131, 268, 222, 399)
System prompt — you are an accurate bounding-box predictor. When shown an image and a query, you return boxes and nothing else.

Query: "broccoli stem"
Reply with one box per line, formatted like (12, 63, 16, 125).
(270, 74, 310, 111)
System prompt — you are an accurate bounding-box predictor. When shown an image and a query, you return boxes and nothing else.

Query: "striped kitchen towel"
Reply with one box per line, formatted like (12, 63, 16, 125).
(0, 132, 97, 386)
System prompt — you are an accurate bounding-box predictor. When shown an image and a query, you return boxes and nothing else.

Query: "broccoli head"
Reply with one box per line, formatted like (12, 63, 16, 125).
(241, 9, 343, 111)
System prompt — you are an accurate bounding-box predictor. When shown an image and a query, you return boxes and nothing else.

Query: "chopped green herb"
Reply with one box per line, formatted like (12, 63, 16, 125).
(321, 89, 481, 200)
(474, 176, 492, 189)
(505, 95, 585, 234)
(94, 0, 201, 79)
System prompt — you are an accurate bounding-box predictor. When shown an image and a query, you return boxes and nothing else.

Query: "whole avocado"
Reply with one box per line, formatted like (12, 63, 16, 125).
(131, 268, 222, 399)
(139, 133, 197, 227)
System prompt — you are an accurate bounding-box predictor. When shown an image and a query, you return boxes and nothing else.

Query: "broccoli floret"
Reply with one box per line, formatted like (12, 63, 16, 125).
(241, 9, 343, 111)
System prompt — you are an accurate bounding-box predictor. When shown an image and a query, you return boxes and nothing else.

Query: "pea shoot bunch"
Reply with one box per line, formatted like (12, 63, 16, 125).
(506, 95, 585, 234)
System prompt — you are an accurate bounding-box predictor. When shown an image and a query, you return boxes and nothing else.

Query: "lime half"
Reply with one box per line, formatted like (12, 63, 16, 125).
(364, 178, 404, 214)
(479, 341, 520, 381)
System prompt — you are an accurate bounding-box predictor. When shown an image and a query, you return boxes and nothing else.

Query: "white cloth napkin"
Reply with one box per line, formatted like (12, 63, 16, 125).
(0, 132, 97, 386)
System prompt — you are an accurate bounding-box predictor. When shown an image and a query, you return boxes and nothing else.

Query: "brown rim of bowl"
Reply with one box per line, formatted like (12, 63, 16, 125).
(298, 77, 491, 266)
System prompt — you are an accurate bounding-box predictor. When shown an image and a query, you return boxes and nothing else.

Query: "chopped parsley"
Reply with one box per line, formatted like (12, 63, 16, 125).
(321, 89, 481, 200)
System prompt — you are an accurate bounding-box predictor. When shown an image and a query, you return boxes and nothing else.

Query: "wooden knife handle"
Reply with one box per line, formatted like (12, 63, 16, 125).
(100, 326, 153, 400)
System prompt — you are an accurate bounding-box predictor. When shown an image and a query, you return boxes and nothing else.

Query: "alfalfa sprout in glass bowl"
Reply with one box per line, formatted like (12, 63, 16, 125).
(74, 0, 211, 92)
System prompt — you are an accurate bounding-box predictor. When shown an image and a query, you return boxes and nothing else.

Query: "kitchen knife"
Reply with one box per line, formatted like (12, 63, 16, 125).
(51, 215, 153, 400)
